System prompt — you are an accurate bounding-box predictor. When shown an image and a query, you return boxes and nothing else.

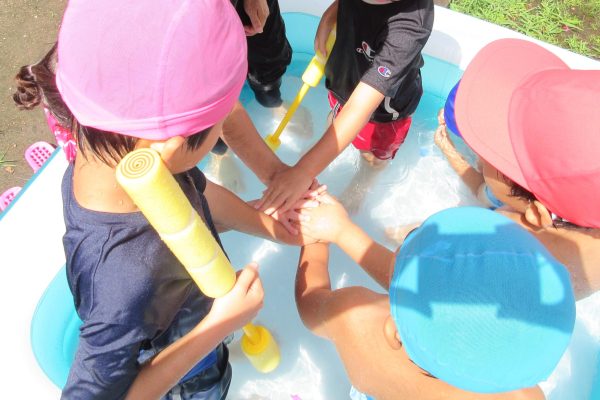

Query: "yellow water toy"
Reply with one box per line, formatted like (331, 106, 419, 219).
(265, 28, 336, 151)
(116, 148, 280, 373)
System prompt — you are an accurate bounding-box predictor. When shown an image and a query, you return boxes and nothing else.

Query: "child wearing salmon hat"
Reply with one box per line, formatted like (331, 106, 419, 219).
(454, 38, 600, 300)
(51, 0, 314, 398)
(391, 38, 600, 300)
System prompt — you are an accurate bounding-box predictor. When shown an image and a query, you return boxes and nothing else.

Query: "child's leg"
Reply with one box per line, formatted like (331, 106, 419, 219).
(352, 116, 411, 166)
(237, 0, 292, 107)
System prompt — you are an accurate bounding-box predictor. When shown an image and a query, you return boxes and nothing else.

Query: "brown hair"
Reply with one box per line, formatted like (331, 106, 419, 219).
(13, 44, 211, 166)
(504, 175, 583, 230)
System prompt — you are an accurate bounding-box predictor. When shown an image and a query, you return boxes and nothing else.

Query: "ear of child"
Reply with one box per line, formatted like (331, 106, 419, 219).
(383, 315, 402, 350)
(524, 200, 554, 229)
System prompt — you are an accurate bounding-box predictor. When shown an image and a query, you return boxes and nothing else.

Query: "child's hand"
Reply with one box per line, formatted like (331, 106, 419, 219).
(314, 0, 338, 57)
(298, 193, 350, 244)
(256, 165, 315, 215)
(271, 197, 320, 235)
(243, 0, 269, 36)
(206, 263, 264, 332)
(434, 124, 456, 154)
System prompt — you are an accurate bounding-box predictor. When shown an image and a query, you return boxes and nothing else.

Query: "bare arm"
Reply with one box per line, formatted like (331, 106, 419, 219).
(295, 243, 333, 337)
(434, 124, 483, 196)
(126, 264, 264, 399)
(258, 83, 385, 213)
(299, 193, 395, 289)
(222, 101, 288, 185)
(337, 222, 395, 290)
(299, 82, 384, 178)
(126, 316, 229, 399)
(204, 179, 313, 246)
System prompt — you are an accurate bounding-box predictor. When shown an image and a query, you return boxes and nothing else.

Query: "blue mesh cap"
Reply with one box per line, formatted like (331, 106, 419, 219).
(390, 207, 575, 393)
(444, 81, 461, 137)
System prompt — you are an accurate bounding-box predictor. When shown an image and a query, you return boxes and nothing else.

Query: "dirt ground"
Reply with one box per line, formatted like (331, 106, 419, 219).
(0, 0, 449, 199)
(0, 0, 66, 196)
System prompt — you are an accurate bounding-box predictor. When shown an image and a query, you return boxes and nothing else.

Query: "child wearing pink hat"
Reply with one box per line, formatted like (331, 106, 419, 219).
(40, 0, 315, 398)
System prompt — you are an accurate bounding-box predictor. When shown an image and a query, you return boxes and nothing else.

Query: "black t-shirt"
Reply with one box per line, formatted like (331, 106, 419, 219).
(61, 165, 227, 399)
(325, 0, 434, 122)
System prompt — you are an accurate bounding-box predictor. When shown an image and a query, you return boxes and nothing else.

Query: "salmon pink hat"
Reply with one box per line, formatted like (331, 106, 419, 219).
(56, 0, 247, 140)
(456, 39, 600, 228)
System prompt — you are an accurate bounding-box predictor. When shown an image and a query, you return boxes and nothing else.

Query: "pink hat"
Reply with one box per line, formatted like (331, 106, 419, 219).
(456, 39, 600, 228)
(56, 0, 247, 140)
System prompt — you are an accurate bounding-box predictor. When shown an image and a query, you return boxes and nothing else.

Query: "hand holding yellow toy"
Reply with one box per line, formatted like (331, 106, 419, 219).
(116, 148, 280, 373)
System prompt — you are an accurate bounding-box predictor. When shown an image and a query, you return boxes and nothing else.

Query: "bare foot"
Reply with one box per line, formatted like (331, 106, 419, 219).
(385, 222, 422, 245)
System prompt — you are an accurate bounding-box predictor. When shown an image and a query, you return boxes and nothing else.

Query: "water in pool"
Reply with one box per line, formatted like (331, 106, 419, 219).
(203, 48, 485, 398)
(31, 13, 599, 400)
(203, 37, 600, 400)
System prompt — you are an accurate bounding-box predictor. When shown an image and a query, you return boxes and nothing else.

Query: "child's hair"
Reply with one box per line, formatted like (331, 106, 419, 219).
(13, 44, 210, 166)
(505, 175, 584, 230)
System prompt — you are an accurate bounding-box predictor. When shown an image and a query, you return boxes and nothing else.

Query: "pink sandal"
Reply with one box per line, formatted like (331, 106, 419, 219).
(25, 141, 56, 172)
(0, 186, 22, 211)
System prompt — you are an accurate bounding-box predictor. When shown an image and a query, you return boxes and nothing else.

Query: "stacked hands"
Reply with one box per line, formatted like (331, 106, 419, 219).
(207, 185, 344, 337)
(258, 178, 349, 245)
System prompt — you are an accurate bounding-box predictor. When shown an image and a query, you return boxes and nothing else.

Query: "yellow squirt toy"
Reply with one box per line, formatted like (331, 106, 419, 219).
(116, 148, 280, 373)
(265, 27, 336, 151)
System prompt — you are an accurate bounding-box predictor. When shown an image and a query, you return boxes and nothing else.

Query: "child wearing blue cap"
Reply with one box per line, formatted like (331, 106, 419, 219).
(296, 198, 575, 399)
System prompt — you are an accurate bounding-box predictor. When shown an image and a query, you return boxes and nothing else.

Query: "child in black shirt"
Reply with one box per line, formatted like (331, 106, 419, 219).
(258, 0, 434, 214)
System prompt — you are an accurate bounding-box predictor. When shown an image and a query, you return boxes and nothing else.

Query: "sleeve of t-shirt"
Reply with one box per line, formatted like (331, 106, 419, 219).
(61, 321, 148, 399)
(361, 9, 433, 97)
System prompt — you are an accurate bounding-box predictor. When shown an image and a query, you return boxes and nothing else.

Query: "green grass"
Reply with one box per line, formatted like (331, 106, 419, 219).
(449, 0, 600, 59)
(0, 149, 16, 170)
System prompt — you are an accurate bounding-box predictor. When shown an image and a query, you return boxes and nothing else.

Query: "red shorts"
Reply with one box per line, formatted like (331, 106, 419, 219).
(328, 92, 412, 160)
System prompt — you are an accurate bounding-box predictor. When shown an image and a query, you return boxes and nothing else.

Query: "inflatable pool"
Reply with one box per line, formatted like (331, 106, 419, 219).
(1, 2, 599, 399)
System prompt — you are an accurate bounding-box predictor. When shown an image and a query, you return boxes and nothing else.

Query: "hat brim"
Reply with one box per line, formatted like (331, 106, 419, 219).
(455, 39, 568, 188)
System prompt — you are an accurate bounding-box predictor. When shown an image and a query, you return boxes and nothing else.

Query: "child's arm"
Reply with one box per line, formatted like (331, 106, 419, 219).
(221, 101, 289, 186)
(256, 83, 385, 214)
(299, 194, 395, 289)
(295, 243, 386, 340)
(314, 0, 338, 58)
(295, 243, 333, 337)
(204, 179, 316, 246)
(126, 263, 263, 400)
(434, 123, 484, 196)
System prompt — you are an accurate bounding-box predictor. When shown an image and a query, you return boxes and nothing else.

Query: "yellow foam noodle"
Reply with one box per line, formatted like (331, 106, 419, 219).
(116, 148, 236, 297)
(161, 213, 219, 268)
(116, 149, 191, 234)
(185, 248, 236, 298)
(117, 148, 280, 371)
(241, 324, 281, 373)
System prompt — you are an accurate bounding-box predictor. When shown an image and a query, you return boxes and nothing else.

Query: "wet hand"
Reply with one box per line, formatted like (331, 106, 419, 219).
(298, 193, 349, 244)
(255, 166, 315, 215)
(434, 124, 455, 153)
(271, 197, 320, 235)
